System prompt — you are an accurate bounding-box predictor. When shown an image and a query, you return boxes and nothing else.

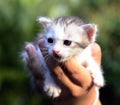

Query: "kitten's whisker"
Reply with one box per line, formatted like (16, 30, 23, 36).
(46, 56, 51, 64)
(42, 51, 49, 54)
(40, 47, 48, 50)
(41, 49, 48, 53)
(44, 54, 50, 63)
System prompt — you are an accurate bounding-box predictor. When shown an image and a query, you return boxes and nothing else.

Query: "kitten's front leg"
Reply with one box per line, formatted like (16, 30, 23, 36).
(37, 46, 61, 98)
(87, 64, 104, 87)
(90, 68, 104, 87)
(86, 59, 104, 87)
(44, 72, 61, 98)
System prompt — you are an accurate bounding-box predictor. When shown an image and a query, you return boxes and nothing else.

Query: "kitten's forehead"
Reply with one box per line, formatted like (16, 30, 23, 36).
(52, 23, 85, 42)
(53, 16, 85, 40)
(46, 16, 86, 42)
(53, 24, 67, 40)
(45, 24, 65, 40)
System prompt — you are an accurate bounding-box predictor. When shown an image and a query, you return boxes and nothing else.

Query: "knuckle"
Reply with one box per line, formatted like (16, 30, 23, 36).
(71, 89, 86, 97)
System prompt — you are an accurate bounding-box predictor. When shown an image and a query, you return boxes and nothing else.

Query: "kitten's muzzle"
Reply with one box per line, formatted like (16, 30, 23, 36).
(53, 50, 61, 60)
(53, 50, 59, 55)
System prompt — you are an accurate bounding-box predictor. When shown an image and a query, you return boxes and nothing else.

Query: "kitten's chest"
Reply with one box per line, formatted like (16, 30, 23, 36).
(75, 46, 92, 64)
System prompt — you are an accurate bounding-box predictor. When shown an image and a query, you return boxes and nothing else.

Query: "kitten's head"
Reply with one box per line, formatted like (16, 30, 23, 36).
(38, 16, 98, 62)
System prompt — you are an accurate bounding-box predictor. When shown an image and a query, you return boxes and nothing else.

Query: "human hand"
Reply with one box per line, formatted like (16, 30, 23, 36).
(25, 38, 102, 105)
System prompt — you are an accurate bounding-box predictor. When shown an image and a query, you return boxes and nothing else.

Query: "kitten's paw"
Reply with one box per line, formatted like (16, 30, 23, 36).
(90, 72, 104, 87)
(93, 76, 104, 87)
(44, 79, 61, 98)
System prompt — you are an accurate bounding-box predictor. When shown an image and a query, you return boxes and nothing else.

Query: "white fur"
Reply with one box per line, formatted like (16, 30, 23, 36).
(22, 16, 104, 100)
(76, 45, 104, 87)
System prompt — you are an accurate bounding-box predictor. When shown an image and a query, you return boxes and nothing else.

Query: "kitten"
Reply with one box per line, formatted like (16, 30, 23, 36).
(22, 16, 104, 98)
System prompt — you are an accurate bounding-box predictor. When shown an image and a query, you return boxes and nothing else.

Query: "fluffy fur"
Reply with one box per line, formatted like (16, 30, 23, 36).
(22, 16, 104, 99)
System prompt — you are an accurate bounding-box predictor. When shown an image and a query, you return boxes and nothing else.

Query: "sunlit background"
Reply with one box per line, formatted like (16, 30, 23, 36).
(0, 0, 120, 105)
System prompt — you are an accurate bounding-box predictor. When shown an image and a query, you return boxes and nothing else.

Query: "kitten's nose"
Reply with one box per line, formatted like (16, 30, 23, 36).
(53, 50, 59, 55)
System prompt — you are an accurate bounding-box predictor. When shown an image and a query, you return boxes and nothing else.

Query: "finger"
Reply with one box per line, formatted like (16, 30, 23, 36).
(25, 43, 43, 79)
(52, 66, 87, 97)
(63, 58, 92, 89)
(90, 43, 101, 65)
(25, 44, 40, 66)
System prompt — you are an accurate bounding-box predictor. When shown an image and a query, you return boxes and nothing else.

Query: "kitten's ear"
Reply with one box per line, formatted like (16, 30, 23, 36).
(38, 17, 52, 28)
(81, 24, 98, 42)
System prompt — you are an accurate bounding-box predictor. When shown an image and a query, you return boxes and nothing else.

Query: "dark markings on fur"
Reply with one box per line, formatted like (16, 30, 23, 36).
(75, 42, 88, 49)
(54, 16, 84, 27)
(53, 16, 85, 38)
(69, 41, 88, 49)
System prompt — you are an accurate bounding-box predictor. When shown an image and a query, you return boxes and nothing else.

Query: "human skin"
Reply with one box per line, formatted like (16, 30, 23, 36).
(25, 39, 102, 105)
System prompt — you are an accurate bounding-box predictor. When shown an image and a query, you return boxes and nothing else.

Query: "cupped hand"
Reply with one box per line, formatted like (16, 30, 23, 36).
(25, 38, 102, 105)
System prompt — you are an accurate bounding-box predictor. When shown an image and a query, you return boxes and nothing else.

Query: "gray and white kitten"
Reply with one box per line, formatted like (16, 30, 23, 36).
(22, 16, 104, 99)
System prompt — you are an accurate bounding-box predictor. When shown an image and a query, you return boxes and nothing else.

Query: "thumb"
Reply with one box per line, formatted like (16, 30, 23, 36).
(91, 43, 102, 65)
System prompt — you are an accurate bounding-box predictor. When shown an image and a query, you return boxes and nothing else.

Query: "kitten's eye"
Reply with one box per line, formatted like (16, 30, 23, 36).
(64, 40, 72, 46)
(47, 38, 53, 43)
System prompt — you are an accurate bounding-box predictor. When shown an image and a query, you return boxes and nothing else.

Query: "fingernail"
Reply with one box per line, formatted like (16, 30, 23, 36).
(29, 46, 33, 54)
(25, 44, 33, 54)
(38, 39, 45, 47)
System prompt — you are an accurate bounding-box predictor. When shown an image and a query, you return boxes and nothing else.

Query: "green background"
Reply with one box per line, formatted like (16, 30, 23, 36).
(0, 0, 120, 105)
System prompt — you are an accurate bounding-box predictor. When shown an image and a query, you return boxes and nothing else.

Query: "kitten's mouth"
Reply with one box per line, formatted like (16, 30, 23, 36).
(53, 54, 62, 61)
(52, 54, 71, 62)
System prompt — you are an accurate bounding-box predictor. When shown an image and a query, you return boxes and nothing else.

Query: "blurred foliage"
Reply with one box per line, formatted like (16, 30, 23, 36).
(0, 0, 120, 105)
